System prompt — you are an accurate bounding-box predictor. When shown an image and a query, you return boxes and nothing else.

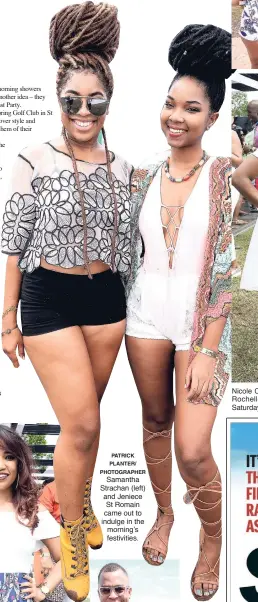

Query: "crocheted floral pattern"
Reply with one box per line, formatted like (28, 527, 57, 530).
(2, 166, 131, 275)
(2, 193, 36, 254)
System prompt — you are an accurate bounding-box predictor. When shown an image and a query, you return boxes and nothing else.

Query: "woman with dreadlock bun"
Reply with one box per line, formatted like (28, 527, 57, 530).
(0, 425, 61, 602)
(126, 24, 231, 601)
(1, 3, 132, 600)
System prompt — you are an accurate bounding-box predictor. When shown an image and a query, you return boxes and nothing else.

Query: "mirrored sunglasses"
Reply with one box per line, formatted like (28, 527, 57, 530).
(60, 96, 109, 116)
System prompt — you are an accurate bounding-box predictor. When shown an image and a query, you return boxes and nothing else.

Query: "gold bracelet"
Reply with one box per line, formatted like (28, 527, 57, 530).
(2, 305, 18, 319)
(194, 345, 218, 359)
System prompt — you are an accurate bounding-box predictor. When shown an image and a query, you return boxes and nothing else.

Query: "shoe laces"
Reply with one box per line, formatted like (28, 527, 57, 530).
(67, 520, 89, 577)
(83, 480, 98, 531)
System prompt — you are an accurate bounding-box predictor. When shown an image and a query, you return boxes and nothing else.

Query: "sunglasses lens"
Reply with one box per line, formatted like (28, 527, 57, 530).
(60, 97, 82, 115)
(114, 587, 125, 594)
(88, 98, 109, 116)
(100, 587, 125, 596)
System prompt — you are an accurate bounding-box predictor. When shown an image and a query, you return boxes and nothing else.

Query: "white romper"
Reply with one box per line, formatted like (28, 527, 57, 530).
(126, 157, 214, 350)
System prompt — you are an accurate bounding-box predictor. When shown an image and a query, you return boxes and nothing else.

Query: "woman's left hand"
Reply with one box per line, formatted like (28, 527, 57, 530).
(20, 575, 46, 601)
(185, 353, 216, 403)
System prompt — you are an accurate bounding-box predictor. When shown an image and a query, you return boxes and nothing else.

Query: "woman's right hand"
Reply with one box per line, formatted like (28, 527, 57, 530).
(2, 327, 25, 367)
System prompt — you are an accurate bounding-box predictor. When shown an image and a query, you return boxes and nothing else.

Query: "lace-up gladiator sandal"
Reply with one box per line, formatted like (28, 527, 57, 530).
(60, 515, 90, 602)
(142, 427, 174, 566)
(83, 477, 103, 549)
(183, 470, 222, 600)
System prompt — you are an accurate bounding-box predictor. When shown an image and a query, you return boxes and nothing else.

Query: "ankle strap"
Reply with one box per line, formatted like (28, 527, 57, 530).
(143, 426, 173, 516)
(184, 469, 221, 506)
(184, 470, 222, 536)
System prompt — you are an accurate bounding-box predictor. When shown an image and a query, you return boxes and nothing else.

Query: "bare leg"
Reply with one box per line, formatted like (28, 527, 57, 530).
(126, 335, 175, 564)
(81, 320, 125, 476)
(174, 351, 221, 600)
(233, 196, 247, 225)
(24, 326, 99, 521)
(241, 38, 258, 68)
(24, 321, 125, 522)
(80, 321, 125, 547)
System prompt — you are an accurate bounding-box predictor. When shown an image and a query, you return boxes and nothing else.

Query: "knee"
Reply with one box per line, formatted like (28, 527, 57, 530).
(143, 404, 173, 432)
(62, 415, 100, 454)
(175, 440, 211, 479)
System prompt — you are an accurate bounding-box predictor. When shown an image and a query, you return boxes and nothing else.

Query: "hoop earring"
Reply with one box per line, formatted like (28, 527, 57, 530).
(15, 474, 19, 490)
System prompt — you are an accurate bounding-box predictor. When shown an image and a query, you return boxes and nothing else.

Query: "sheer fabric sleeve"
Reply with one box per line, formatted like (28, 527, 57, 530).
(1, 153, 36, 256)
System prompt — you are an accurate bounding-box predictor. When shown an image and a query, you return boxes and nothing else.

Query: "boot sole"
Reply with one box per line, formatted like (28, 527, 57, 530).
(89, 543, 103, 550)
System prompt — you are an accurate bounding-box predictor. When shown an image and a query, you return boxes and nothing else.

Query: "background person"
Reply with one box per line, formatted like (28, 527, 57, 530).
(98, 563, 132, 602)
(240, 1, 258, 68)
(232, 149, 258, 290)
(0, 425, 61, 602)
(232, 124, 244, 278)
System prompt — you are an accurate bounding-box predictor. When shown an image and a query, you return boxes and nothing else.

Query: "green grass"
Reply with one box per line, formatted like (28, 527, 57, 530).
(232, 6, 242, 37)
(233, 226, 258, 381)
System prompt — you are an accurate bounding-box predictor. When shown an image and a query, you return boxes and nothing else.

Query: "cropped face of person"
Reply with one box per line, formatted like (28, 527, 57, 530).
(0, 444, 18, 491)
(247, 103, 258, 125)
(98, 569, 132, 602)
(160, 75, 218, 150)
(59, 71, 109, 145)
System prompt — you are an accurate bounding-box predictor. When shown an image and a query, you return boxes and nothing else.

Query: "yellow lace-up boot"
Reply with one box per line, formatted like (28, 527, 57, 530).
(83, 477, 103, 549)
(60, 514, 89, 602)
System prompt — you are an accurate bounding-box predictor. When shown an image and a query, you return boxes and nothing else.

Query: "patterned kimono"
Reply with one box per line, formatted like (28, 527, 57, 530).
(126, 157, 232, 407)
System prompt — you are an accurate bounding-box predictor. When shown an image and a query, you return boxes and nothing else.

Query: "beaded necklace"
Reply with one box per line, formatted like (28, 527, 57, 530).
(164, 151, 209, 183)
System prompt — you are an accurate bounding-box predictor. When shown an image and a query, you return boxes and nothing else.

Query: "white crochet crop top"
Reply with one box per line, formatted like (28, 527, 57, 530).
(1, 140, 133, 277)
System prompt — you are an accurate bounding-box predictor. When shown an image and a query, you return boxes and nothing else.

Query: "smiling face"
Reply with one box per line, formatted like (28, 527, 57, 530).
(59, 70, 109, 145)
(0, 443, 18, 492)
(160, 75, 219, 149)
(98, 569, 132, 602)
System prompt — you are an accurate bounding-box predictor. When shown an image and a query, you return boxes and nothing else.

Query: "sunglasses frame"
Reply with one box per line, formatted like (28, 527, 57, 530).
(60, 95, 109, 117)
(98, 585, 130, 596)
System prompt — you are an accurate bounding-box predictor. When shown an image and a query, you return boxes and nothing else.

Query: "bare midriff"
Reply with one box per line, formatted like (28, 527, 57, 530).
(40, 258, 110, 275)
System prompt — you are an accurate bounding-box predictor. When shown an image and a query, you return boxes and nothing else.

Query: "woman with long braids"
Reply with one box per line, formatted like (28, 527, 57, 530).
(0, 425, 61, 602)
(126, 25, 231, 601)
(1, 3, 132, 600)
(239, 0, 258, 68)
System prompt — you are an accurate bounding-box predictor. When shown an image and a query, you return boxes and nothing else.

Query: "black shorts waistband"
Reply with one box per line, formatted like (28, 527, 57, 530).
(28, 266, 114, 281)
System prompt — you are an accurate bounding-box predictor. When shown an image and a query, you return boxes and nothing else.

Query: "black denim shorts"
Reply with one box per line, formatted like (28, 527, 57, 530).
(20, 267, 126, 336)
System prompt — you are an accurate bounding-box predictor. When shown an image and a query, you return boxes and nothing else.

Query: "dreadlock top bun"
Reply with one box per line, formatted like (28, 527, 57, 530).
(49, 1, 120, 99)
(168, 24, 231, 82)
(49, 1, 120, 64)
